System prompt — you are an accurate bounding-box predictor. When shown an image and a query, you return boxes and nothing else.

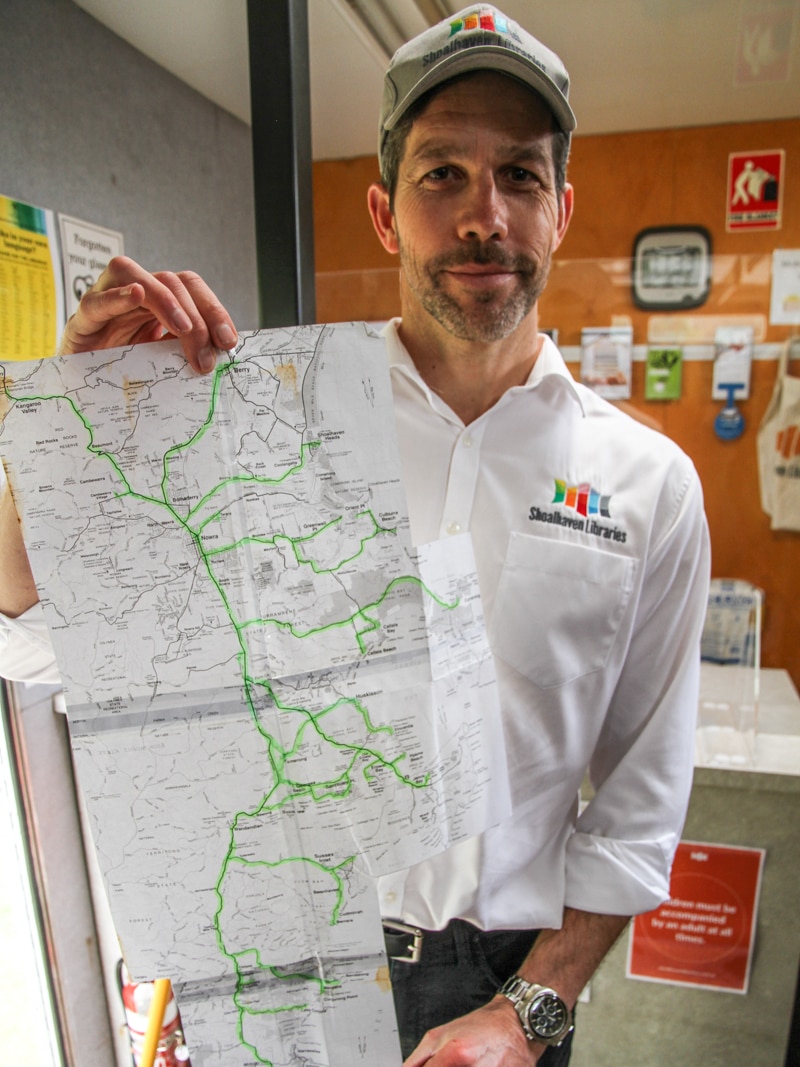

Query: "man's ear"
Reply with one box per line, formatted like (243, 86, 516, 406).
(552, 183, 574, 253)
(367, 183, 399, 255)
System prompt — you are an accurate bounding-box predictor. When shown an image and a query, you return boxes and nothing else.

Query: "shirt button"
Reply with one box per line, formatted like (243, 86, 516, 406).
(384, 891, 397, 905)
(462, 435, 473, 448)
(446, 521, 461, 535)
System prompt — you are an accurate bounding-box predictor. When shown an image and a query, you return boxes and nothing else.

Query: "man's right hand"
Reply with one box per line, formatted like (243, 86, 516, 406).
(58, 255, 238, 374)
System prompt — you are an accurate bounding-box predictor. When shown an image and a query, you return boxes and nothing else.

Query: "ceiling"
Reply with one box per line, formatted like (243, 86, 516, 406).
(72, 0, 800, 161)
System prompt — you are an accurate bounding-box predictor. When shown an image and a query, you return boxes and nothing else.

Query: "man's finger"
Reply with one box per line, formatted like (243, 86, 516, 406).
(58, 256, 238, 375)
(148, 268, 238, 373)
(173, 269, 238, 351)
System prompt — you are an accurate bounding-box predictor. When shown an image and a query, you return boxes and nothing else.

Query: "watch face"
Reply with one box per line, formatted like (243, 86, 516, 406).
(527, 993, 569, 1039)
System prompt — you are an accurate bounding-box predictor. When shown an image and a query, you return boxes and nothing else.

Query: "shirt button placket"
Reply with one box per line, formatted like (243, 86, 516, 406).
(440, 428, 484, 540)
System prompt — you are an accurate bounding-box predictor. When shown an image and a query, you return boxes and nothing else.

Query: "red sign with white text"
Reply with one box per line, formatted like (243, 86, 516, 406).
(627, 841, 765, 993)
(727, 150, 784, 232)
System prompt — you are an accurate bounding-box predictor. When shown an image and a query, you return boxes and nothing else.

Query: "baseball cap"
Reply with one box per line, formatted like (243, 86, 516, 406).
(379, 5, 576, 169)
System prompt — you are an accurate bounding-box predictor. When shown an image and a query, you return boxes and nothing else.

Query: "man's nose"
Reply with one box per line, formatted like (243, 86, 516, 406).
(456, 176, 509, 242)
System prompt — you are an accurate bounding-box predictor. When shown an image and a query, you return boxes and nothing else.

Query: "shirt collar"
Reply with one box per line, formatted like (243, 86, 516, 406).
(382, 318, 586, 418)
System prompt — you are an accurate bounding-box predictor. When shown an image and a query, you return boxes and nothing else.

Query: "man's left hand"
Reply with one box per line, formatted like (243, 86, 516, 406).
(403, 997, 540, 1066)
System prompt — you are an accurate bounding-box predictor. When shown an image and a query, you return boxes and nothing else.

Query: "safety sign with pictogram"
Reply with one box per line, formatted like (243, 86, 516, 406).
(727, 150, 784, 232)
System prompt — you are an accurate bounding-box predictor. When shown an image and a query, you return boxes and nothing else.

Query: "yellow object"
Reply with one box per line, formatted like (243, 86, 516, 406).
(139, 978, 172, 1067)
(0, 196, 59, 361)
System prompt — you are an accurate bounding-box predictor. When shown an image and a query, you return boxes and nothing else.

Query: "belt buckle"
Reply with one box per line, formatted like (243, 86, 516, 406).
(383, 919, 424, 964)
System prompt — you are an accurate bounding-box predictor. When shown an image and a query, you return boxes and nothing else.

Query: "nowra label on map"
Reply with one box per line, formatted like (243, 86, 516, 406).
(0, 322, 509, 1067)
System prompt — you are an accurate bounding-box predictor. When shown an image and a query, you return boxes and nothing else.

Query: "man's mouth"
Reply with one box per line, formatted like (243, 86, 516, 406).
(433, 246, 533, 278)
(440, 262, 520, 290)
(448, 263, 514, 274)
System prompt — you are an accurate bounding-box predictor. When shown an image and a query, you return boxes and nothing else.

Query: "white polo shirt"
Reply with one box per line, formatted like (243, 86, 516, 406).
(0, 325, 710, 930)
(376, 321, 710, 929)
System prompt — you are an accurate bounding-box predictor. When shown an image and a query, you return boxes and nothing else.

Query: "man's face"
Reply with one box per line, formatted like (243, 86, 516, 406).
(376, 72, 572, 345)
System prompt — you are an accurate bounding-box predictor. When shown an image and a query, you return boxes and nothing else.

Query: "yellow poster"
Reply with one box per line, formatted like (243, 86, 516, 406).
(0, 196, 64, 361)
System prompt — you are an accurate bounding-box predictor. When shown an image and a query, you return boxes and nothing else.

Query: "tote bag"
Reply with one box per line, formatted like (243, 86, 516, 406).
(757, 341, 800, 531)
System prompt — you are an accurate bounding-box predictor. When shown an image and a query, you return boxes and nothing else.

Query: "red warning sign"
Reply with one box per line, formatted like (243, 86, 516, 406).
(727, 150, 784, 232)
(627, 841, 765, 993)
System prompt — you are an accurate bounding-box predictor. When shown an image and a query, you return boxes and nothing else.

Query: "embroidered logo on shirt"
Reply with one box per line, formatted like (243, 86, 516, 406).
(528, 479, 627, 543)
(553, 479, 611, 518)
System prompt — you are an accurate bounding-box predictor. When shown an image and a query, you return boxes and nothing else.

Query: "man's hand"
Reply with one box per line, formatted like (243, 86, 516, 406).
(402, 909, 629, 1066)
(58, 255, 238, 374)
(403, 997, 540, 1066)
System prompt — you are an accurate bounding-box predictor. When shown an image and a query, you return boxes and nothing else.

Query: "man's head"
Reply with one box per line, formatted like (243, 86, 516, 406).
(368, 70, 574, 347)
(378, 5, 576, 204)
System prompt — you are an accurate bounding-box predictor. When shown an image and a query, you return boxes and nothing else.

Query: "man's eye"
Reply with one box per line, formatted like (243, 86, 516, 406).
(425, 166, 453, 181)
(507, 167, 536, 183)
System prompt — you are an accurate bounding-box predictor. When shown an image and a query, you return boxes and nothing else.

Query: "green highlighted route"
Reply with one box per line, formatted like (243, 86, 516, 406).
(206, 510, 395, 574)
(239, 572, 456, 654)
(2, 353, 459, 1062)
(219, 854, 355, 1059)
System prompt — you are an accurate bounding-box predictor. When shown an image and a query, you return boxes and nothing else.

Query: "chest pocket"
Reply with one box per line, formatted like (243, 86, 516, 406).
(489, 531, 637, 689)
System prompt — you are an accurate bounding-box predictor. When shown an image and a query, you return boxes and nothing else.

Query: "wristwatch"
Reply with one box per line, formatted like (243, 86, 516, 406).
(498, 975, 573, 1046)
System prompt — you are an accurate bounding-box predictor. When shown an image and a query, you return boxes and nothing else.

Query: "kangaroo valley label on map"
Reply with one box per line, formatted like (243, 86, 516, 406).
(0, 323, 509, 1067)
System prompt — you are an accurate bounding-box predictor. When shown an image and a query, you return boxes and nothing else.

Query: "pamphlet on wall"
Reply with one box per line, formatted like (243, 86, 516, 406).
(769, 249, 800, 325)
(645, 346, 683, 400)
(0, 194, 65, 361)
(580, 326, 633, 400)
(712, 325, 753, 401)
(58, 214, 124, 320)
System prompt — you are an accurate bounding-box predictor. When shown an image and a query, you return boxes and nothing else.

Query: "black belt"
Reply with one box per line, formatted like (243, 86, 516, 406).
(383, 918, 540, 968)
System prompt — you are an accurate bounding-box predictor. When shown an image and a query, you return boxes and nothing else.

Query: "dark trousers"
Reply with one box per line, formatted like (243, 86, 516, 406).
(388, 919, 573, 1064)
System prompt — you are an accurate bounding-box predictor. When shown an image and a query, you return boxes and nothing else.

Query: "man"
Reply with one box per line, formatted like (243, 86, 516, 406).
(0, 7, 710, 1065)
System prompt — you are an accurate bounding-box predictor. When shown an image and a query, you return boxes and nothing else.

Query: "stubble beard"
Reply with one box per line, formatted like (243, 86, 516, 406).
(398, 238, 552, 344)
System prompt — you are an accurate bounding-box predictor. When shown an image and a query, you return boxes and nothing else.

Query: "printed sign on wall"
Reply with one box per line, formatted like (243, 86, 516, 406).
(736, 0, 796, 84)
(580, 326, 632, 400)
(770, 249, 800, 325)
(627, 841, 765, 993)
(0, 195, 64, 360)
(58, 214, 124, 320)
(727, 150, 785, 232)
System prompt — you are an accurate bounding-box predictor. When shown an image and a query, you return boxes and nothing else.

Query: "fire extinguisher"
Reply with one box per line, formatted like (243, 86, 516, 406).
(117, 960, 191, 1066)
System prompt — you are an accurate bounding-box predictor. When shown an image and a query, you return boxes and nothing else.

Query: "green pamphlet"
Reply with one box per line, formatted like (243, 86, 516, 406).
(645, 347, 683, 400)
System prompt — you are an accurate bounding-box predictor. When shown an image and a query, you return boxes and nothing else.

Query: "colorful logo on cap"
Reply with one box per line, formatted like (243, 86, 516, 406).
(553, 479, 611, 518)
(450, 9, 509, 36)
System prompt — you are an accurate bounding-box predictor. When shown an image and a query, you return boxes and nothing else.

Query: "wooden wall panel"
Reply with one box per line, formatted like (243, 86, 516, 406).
(313, 156, 389, 272)
(542, 118, 799, 344)
(313, 118, 800, 688)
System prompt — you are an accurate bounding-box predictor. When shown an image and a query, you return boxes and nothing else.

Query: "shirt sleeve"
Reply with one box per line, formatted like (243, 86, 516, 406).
(564, 459, 711, 916)
(0, 602, 61, 684)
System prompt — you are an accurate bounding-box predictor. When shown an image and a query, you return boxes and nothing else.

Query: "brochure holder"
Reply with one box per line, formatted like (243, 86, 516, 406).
(697, 579, 763, 768)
